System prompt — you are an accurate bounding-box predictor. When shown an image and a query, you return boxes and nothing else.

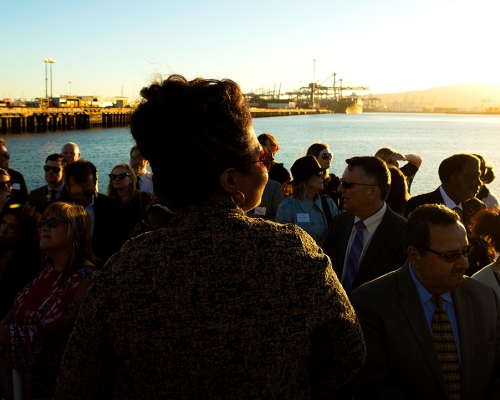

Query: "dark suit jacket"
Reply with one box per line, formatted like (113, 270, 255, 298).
(59, 193, 128, 263)
(351, 263, 500, 399)
(7, 167, 28, 203)
(29, 184, 69, 212)
(322, 205, 407, 293)
(405, 187, 490, 274)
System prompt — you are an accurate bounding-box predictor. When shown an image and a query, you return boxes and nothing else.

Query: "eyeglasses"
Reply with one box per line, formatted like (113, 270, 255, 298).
(234, 147, 274, 172)
(109, 172, 131, 181)
(339, 178, 375, 189)
(321, 152, 333, 160)
(0, 180, 13, 190)
(38, 217, 68, 229)
(420, 245, 475, 263)
(44, 165, 62, 173)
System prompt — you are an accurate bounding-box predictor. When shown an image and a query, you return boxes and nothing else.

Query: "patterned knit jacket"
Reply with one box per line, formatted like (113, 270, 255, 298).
(55, 201, 365, 399)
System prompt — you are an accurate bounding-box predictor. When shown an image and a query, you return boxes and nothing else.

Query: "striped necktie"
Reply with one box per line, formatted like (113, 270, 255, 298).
(343, 220, 365, 294)
(431, 296, 461, 399)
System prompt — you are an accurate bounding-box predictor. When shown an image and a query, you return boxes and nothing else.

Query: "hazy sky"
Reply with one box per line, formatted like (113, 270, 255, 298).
(1, 0, 497, 99)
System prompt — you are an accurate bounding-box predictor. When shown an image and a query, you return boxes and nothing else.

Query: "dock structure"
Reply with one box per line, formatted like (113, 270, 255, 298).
(0, 107, 134, 134)
(0, 107, 331, 134)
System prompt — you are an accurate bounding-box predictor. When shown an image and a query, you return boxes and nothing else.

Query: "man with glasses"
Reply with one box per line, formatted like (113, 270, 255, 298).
(322, 156, 406, 295)
(29, 154, 68, 211)
(0, 138, 28, 203)
(351, 204, 500, 399)
(406, 153, 489, 275)
(60, 160, 128, 262)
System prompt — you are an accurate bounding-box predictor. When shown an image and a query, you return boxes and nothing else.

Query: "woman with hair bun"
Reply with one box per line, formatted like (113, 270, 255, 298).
(471, 209, 500, 296)
(474, 154, 499, 210)
(55, 75, 365, 399)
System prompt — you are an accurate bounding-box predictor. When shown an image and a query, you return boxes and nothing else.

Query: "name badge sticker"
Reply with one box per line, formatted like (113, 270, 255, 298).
(296, 213, 310, 223)
(12, 183, 21, 190)
(254, 206, 266, 216)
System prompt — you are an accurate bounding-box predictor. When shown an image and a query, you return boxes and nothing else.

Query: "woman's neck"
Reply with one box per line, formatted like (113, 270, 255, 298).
(116, 187, 131, 203)
(49, 251, 71, 272)
(306, 188, 318, 201)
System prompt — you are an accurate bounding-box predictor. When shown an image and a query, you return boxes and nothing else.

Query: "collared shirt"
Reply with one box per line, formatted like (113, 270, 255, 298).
(84, 196, 95, 235)
(439, 185, 463, 212)
(47, 181, 65, 201)
(341, 202, 387, 282)
(408, 263, 462, 364)
(137, 171, 154, 194)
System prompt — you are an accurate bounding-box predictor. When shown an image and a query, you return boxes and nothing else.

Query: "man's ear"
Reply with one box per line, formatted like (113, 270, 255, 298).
(407, 246, 421, 268)
(368, 185, 380, 200)
(219, 167, 237, 194)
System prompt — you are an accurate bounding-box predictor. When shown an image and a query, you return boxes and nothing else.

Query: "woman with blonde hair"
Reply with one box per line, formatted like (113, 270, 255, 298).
(107, 162, 151, 236)
(0, 202, 96, 399)
(277, 155, 338, 244)
(306, 142, 342, 208)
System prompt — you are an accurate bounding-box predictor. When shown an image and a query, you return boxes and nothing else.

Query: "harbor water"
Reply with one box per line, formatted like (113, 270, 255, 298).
(3, 112, 500, 197)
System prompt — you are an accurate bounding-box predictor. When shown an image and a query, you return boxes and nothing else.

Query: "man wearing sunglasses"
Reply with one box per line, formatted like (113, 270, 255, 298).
(322, 156, 406, 295)
(351, 204, 500, 399)
(0, 138, 29, 203)
(60, 160, 128, 262)
(29, 153, 68, 211)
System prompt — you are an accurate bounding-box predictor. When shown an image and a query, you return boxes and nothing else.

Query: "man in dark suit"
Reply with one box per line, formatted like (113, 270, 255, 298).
(0, 138, 28, 203)
(405, 153, 489, 274)
(29, 153, 68, 211)
(351, 204, 500, 399)
(322, 156, 406, 295)
(60, 160, 128, 262)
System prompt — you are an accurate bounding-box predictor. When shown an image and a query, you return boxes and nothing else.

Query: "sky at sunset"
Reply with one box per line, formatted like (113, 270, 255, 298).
(1, 0, 498, 100)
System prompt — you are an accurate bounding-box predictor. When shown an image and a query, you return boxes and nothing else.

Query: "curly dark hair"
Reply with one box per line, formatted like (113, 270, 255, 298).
(130, 75, 254, 207)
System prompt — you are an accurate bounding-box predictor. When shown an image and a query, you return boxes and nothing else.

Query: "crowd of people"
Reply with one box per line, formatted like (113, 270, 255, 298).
(0, 75, 500, 399)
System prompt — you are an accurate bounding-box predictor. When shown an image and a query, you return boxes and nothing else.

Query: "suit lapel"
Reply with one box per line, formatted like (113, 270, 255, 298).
(397, 264, 450, 397)
(354, 207, 393, 286)
(333, 213, 354, 278)
(452, 286, 473, 399)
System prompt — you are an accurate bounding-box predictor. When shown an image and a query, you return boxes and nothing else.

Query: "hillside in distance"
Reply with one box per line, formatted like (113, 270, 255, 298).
(366, 83, 500, 109)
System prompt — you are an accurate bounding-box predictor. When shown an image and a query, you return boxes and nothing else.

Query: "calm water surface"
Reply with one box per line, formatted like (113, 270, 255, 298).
(3, 112, 500, 197)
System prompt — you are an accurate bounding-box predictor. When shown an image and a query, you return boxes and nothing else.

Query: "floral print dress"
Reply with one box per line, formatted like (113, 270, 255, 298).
(4, 264, 95, 399)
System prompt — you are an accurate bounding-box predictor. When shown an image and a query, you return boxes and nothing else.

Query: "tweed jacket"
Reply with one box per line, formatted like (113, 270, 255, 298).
(55, 201, 366, 399)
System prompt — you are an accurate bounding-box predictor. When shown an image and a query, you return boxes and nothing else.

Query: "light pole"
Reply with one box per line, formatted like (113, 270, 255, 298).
(43, 58, 56, 98)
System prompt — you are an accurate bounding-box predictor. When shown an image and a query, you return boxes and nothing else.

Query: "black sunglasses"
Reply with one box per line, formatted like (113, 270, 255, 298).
(321, 152, 333, 160)
(44, 165, 62, 173)
(109, 172, 131, 181)
(339, 178, 375, 189)
(420, 245, 475, 263)
(0, 180, 12, 190)
(38, 217, 68, 229)
(234, 147, 274, 172)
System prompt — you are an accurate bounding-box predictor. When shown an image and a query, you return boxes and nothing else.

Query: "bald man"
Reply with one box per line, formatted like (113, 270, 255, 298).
(61, 142, 81, 164)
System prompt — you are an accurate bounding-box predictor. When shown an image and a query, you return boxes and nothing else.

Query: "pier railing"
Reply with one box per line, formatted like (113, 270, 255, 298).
(0, 107, 332, 134)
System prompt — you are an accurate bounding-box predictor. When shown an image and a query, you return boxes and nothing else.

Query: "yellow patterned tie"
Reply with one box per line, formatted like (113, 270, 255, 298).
(431, 296, 461, 399)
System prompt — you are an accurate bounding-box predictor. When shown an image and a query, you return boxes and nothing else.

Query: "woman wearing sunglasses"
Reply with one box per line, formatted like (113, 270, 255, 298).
(0, 202, 96, 399)
(306, 143, 342, 209)
(0, 169, 13, 213)
(276, 156, 338, 245)
(107, 162, 151, 236)
(55, 75, 365, 399)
